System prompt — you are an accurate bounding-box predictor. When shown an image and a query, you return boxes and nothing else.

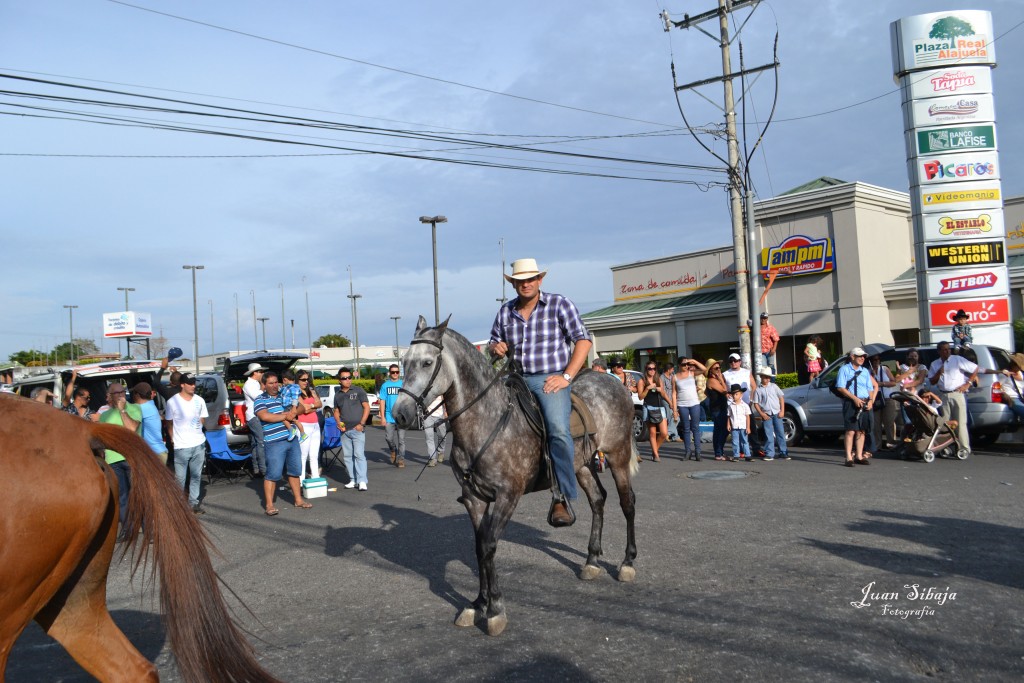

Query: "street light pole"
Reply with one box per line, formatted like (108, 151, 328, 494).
(233, 292, 240, 355)
(279, 282, 286, 352)
(257, 317, 269, 351)
(182, 265, 204, 373)
(250, 290, 258, 350)
(209, 299, 215, 356)
(390, 315, 401, 360)
(419, 215, 448, 326)
(303, 275, 312, 376)
(63, 304, 78, 364)
(116, 286, 135, 358)
(497, 237, 507, 304)
(290, 319, 295, 348)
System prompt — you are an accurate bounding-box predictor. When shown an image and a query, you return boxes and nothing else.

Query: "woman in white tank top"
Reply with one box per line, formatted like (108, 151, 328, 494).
(673, 358, 707, 461)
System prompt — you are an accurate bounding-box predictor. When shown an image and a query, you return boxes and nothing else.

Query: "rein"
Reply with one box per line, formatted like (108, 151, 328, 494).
(398, 335, 518, 501)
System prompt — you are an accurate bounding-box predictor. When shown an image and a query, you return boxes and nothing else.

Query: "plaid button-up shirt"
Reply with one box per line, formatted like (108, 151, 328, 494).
(489, 291, 591, 375)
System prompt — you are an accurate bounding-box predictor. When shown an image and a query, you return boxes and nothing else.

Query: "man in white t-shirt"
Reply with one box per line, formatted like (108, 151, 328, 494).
(723, 353, 759, 452)
(928, 341, 979, 454)
(165, 373, 209, 514)
(242, 363, 269, 476)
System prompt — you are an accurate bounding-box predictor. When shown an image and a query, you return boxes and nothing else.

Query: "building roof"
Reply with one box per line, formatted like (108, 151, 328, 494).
(779, 177, 849, 196)
(582, 289, 736, 320)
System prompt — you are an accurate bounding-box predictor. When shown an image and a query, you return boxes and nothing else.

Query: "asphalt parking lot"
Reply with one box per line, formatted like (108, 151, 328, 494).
(9, 427, 1023, 682)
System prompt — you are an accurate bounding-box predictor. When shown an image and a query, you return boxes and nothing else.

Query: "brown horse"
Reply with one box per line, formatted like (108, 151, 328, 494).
(392, 318, 639, 636)
(0, 394, 280, 683)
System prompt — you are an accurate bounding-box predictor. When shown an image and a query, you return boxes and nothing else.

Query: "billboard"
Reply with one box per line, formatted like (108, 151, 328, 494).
(103, 311, 153, 338)
(928, 298, 1009, 327)
(890, 10, 995, 74)
(759, 235, 835, 279)
(917, 210, 1004, 242)
(925, 268, 1008, 299)
(905, 93, 996, 129)
(912, 151, 999, 185)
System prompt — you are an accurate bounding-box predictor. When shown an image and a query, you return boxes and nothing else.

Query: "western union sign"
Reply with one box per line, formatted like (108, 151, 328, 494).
(925, 240, 1004, 268)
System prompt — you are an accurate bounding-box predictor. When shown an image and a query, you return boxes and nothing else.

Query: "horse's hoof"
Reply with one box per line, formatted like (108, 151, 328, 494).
(486, 613, 508, 636)
(617, 564, 636, 583)
(454, 608, 478, 628)
(579, 564, 603, 581)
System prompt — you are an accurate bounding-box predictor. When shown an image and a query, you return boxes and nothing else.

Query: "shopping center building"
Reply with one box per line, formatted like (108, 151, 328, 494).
(582, 178, 1023, 374)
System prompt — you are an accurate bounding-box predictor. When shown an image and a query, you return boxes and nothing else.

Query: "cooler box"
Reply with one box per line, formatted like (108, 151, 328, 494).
(699, 421, 714, 443)
(301, 477, 327, 498)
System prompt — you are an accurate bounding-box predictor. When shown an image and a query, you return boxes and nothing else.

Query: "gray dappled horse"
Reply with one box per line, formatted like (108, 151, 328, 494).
(392, 317, 639, 636)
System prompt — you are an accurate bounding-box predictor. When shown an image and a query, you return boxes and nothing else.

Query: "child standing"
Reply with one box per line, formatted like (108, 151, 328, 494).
(951, 309, 973, 351)
(804, 335, 824, 381)
(279, 370, 305, 441)
(726, 383, 752, 462)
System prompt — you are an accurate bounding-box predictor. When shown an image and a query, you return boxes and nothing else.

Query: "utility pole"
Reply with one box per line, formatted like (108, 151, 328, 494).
(665, 0, 777, 371)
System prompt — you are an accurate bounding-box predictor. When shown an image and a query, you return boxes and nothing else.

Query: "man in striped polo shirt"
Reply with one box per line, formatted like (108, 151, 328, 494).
(489, 258, 592, 527)
(254, 371, 312, 516)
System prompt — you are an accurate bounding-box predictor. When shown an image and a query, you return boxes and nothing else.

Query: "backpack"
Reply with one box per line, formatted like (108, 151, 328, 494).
(827, 368, 861, 399)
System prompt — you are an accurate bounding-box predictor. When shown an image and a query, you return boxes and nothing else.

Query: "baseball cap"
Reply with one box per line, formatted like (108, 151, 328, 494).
(179, 373, 197, 384)
(130, 381, 153, 398)
(167, 347, 184, 361)
(850, 347, 867, 357)
(728, 353, 741, 361)
(760, 312, 769, 318)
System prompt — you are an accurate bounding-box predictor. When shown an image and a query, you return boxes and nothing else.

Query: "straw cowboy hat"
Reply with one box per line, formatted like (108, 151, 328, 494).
(504, 258, 547, 283)
(1009, 352, 1024, 370)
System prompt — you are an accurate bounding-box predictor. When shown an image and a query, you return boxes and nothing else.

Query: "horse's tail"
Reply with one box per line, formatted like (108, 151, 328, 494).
(629, 440, 640, 477)
(88, 423, 281, 683)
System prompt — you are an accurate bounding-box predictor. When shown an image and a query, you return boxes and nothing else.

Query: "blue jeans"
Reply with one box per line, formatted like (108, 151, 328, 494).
(730, 429, 750, 458)
(1006, 399, 1024, 421)
(712, 409, 728, 457)
(174, 444, 205, 507)
(677, 404, 702, 456)
(265, 438, 302, 482)
(342, 428, 367, 485)
(762, 352, 776, 374)
(110, 460, 130, 529)
(761, 413, 788, 458)
(524, 373, 577, 500)
(247, 416, 266, 474)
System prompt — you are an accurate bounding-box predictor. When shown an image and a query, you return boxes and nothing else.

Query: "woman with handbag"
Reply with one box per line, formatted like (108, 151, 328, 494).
(638, 362, 670, 462)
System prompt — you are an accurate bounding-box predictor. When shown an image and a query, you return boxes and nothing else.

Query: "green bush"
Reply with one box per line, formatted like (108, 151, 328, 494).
(776, 372, 799, 389)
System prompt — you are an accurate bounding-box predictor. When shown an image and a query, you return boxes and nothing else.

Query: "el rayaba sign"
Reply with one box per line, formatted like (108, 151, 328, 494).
(925, 240, 1004, 269)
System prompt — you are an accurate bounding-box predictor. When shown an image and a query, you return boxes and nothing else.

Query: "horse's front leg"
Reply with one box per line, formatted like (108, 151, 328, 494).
(454, 491, 488, 629)
(575, 463, 607, 580)
(458, 491, 519, 636)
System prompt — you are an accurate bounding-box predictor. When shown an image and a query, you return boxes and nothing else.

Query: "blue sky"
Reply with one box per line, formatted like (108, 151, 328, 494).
(1, 1, 1021, 360)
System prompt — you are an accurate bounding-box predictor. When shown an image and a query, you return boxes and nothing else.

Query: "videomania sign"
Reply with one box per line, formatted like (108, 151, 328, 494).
(891, 9, 1009, 348)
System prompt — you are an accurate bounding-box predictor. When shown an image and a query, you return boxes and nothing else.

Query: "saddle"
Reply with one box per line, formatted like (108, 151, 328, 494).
(506, 370, 599, 499)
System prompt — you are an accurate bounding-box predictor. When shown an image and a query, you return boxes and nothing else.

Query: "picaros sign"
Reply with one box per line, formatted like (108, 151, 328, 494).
(759, 235, 834, 279)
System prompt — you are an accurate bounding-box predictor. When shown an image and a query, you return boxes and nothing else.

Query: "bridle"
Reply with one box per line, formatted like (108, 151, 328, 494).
(398, 333, 517, 501)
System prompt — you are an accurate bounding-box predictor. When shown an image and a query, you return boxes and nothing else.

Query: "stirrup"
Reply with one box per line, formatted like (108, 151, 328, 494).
(547, 495, 576, 528)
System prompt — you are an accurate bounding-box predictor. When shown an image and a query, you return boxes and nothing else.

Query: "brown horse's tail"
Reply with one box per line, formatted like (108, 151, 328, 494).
(88, 423, 281, 683)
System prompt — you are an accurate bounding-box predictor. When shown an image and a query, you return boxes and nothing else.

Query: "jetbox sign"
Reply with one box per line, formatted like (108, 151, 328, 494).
(891, 11, 995, 74)
(919, 210, 1004, 242)
(103, 311, 153, 338)
(925, 240, 1004, 269)
(929, 298, 1009, 327)
(926, 268, 1007, 299)
(759, 235, 834, 279)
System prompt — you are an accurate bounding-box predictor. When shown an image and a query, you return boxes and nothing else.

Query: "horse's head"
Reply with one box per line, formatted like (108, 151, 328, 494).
(392, 315, 452, 429)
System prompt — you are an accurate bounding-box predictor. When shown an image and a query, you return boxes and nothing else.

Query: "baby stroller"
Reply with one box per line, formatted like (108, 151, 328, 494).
(890, 390, 969, 463)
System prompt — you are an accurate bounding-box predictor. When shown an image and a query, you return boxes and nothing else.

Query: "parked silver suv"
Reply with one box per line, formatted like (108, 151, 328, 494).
(782, 343, 1018, 447)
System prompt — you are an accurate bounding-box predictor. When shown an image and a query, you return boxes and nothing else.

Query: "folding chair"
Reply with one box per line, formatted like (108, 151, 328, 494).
(205, 428, 252, 484)
(321, 416, 346, 476)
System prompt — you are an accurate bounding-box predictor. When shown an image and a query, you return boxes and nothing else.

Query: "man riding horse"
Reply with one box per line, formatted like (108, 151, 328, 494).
(488, 257, 591, 527)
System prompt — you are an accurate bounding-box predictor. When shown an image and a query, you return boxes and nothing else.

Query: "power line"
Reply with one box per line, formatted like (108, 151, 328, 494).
(106, 0, 689, 130)
(0, 74, 726, 172)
